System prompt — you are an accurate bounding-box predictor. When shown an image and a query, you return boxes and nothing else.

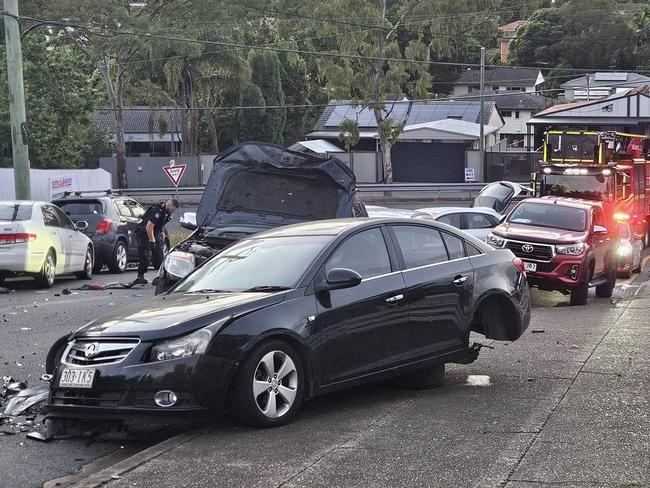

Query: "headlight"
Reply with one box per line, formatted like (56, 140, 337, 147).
(164, 251, 195, 278)
(617, 243, 633, 256)
(486, 232, 505, 247)
(556, 243, 585, 255)
(150, 317, 230, 361)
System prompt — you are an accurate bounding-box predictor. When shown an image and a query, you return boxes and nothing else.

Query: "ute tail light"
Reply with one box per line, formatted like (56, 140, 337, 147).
(0, 233, 37, 244)
(512, 257, 526, 275)
(95, 219, 113, 235)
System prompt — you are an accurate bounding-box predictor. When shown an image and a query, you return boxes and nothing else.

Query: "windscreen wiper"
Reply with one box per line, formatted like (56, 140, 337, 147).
(185, 288, 233, 294)
(243, 285, 291, 293)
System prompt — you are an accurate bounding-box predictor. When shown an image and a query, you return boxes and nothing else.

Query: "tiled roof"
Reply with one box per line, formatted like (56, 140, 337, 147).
(91, 107, 181, 134)
(458, 91, 549, 111)
(455, 67, 542, 86)
(560, 72, 650, 89)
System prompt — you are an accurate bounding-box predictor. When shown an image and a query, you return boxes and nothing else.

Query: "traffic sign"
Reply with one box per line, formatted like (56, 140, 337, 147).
(162, 163, 187, 187)
(464, 167, 475, 182)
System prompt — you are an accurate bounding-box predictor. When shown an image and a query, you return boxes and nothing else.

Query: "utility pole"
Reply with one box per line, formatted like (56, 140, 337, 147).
(3, 0, 30, 199)
(479, 47, 480, 181)
(586, 73, 591, 101)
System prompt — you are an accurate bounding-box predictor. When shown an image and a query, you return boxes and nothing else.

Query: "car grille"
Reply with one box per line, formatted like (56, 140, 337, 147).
(64, 338, 139, 366)
(50, 389, 122, 408)
(505, 241, 554, 261)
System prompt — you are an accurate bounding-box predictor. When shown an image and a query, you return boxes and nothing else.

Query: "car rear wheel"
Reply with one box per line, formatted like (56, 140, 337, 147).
(229, 340, 304, 427)
(392, 364, 445, 390)
(570, 266, 591, 306)
(75, 247, 93, 280)
(108, 241, 128, 274)
(595, 262, 616, 298)
(35, 250, 56, 288)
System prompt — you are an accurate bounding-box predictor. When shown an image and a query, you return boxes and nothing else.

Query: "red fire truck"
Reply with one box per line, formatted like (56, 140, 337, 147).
(532, 130, 650, 246)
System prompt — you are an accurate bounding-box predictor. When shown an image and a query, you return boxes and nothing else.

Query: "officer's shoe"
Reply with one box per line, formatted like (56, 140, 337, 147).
(132, 277, 148, 286)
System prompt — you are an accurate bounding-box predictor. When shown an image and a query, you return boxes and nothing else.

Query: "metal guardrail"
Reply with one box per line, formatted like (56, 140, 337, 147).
(118, 182, 488, 196)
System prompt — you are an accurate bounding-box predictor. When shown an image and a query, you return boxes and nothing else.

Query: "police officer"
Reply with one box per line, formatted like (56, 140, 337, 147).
(133, 199, 178, 285)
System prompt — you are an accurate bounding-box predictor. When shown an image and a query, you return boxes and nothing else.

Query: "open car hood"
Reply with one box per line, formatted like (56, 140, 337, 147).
(196, 143, 357, 229)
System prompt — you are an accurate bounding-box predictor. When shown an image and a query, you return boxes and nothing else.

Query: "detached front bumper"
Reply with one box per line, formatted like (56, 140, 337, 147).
(48, 347, 238, 415)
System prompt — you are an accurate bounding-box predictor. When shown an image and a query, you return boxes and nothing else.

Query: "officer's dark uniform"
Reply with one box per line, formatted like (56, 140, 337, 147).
(135, 203, 172, 278)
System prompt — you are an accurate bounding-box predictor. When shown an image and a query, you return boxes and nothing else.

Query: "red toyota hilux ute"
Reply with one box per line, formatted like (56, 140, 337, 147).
(486, 197, 618, 306)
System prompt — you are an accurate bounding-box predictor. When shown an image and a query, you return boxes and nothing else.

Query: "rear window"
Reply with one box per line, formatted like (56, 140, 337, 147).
(57, 200, 103, 215)
(0, 203, 32, 221)
(508, 203, 587, 232)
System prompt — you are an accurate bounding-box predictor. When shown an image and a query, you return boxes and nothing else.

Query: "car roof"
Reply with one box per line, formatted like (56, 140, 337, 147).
(415, 206, 500, 217)
(523, 197, 601, 210)
(0, 200, 40, 206)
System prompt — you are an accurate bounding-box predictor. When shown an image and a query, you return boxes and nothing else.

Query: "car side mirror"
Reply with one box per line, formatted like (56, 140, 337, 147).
(75, 220, 88, 231)
(318, 268, 362, 293)
(180, 212, 197, 230)
(593, 225, 608, 234)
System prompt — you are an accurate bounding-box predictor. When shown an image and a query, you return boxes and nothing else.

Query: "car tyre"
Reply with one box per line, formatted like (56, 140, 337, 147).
(392, 364, 445, 390)
(108, 241, 128, 274)
(75, 247, 94, 280)
(595, 261, 616, 298)
(229, 340, 304, 428)
(35, 250, 56, 288)
(570, 266, 591, 306)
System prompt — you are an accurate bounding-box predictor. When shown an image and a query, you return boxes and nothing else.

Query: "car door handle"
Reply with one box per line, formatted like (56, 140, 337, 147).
(385, 294, 404, 304)
(453, 275, 468, 286)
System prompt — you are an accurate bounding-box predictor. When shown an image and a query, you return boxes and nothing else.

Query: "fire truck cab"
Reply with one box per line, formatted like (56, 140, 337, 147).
(532, 130, 650, 246)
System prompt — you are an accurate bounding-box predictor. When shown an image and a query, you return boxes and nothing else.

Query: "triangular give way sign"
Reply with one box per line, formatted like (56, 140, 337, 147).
(162, 163, 187, 187)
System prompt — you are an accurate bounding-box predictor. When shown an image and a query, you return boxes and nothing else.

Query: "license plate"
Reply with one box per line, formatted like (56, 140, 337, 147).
(524, 262, 537, 272)
(59, 368, 96, 388)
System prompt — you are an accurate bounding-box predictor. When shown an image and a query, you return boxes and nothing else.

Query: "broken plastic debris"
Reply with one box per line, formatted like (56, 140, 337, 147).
(531, 329, 545, 333)
(3, 385, 49, 416)
(40, 374, 53, 382)
(26, 431, 51, 442)
(569, 344, 580, 350)
(61, 289, 72, 295)
(466, 375, 491, 386)
(20, 327, 32, 331)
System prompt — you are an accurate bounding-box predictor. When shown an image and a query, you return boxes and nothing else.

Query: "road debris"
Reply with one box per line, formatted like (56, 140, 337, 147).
(531, 329, 545, 333)
(0, 287, 14, 294)
(3, 385, 49, 417)
(26, 431, 51, 442)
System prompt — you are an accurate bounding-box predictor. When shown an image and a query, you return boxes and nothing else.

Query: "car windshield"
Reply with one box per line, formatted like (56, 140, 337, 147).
(0, 203, 32, 221)
(508, 203, 587, 232)
(174, 235, 332, 293)
(56, 200, 103, 215)
(547, 133, 598, 162)
(544, 174, 612, 201)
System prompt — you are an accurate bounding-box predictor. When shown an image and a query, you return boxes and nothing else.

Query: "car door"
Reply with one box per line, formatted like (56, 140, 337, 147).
(464, 212, 499, 240)
(53, 206, 86, 271)
(40, 204, 68, 273)
(388, 224, 474, 360)
(312, 227, 409, 385)
(591, 207, 610, 275)
(116, 199, 141, 259)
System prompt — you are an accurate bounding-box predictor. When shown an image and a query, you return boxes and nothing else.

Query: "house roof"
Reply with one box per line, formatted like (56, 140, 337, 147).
(560, 72, 650, 89)
(91, 107, 181, 134)
(499, 20, 526, 33)
(288, 139, 344, 153)
(457, 91, 549, 111)
(455, 67, 542, 86)
(399, 119, 500, 139)
(312, 100, 500, 132)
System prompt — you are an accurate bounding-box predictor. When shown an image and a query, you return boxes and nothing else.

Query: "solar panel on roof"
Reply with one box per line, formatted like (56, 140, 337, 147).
(594, 72, 628, 82)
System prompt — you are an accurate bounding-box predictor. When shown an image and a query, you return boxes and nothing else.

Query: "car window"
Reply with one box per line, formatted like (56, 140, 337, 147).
(325, 228, 391, 279)
(41, 205, 59, 227)
(593, 208, 605, 228)
(437, 213, 461, 228)
(56, 200, 103, 215)
(466, 213, 495, 229)
(0, 203, 32, 221)
(129, 200, 145, 217)
(392, 225, 448, 269)
(53, 207, 75, 230)
(442, 232, 466, 260)
(466, 243, 483, 256)
(115, 200, 133, 217)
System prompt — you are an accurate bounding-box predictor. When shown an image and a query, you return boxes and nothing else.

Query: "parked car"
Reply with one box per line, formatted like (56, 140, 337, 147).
(157, 142, 367, 293)
(53, 191, 170, 274)
(46, 218, 530, 427)
(616, 221, 643, 279)
(487, 197, 618, 306)
(0, 201, 94, 288)
(366, 205, 416, 219)
(412, 207, 502, 240)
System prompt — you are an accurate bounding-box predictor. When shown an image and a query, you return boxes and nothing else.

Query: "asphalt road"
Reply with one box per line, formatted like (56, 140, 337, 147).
(0, 263, 648, 487)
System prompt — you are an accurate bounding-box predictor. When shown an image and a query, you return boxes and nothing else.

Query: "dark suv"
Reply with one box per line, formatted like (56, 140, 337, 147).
(487, 197, 618, 305)
(54, 191, 170, 274)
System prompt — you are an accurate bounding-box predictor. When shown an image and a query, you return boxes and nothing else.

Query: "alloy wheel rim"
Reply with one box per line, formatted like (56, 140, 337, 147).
(253, 350, 298, 419)
(85, 251, 93, 275)
(117, 245, 127, 270)
(45, 255, 55, 285)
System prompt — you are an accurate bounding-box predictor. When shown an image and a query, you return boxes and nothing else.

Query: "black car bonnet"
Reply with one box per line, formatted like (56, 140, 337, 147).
(196, 142, 357, 229)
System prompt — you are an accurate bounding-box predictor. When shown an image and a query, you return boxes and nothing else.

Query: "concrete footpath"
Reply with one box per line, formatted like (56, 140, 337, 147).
(77, 286, 649, 488)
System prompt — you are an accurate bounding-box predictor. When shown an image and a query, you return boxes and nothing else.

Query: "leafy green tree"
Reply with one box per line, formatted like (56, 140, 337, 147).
(249, 50, 286, 145)
(631, 6, 650, 70)
(237, 82, 266, 143)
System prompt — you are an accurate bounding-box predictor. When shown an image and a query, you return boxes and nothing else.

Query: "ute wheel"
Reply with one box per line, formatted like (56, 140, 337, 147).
(570, 265, 591, 306)
(46, 334, 71, 374)
(108, 241, 128, 274)
(35, 250, 56, 288)
(596, 261, 616, 298)
(75, 247, 94, 280)
(229, 340, 304, 428)
(392, 364, 445, 390)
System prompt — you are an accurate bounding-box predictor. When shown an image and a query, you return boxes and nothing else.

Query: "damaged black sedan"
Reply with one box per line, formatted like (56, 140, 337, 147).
(47, 219, 530, 427)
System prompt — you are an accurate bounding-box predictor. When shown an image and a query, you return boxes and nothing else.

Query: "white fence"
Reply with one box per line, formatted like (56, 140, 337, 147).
(0, 168, 112, 202)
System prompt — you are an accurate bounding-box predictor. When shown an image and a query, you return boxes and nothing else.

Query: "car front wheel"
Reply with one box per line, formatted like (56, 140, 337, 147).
(229, 340, 304, 427)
